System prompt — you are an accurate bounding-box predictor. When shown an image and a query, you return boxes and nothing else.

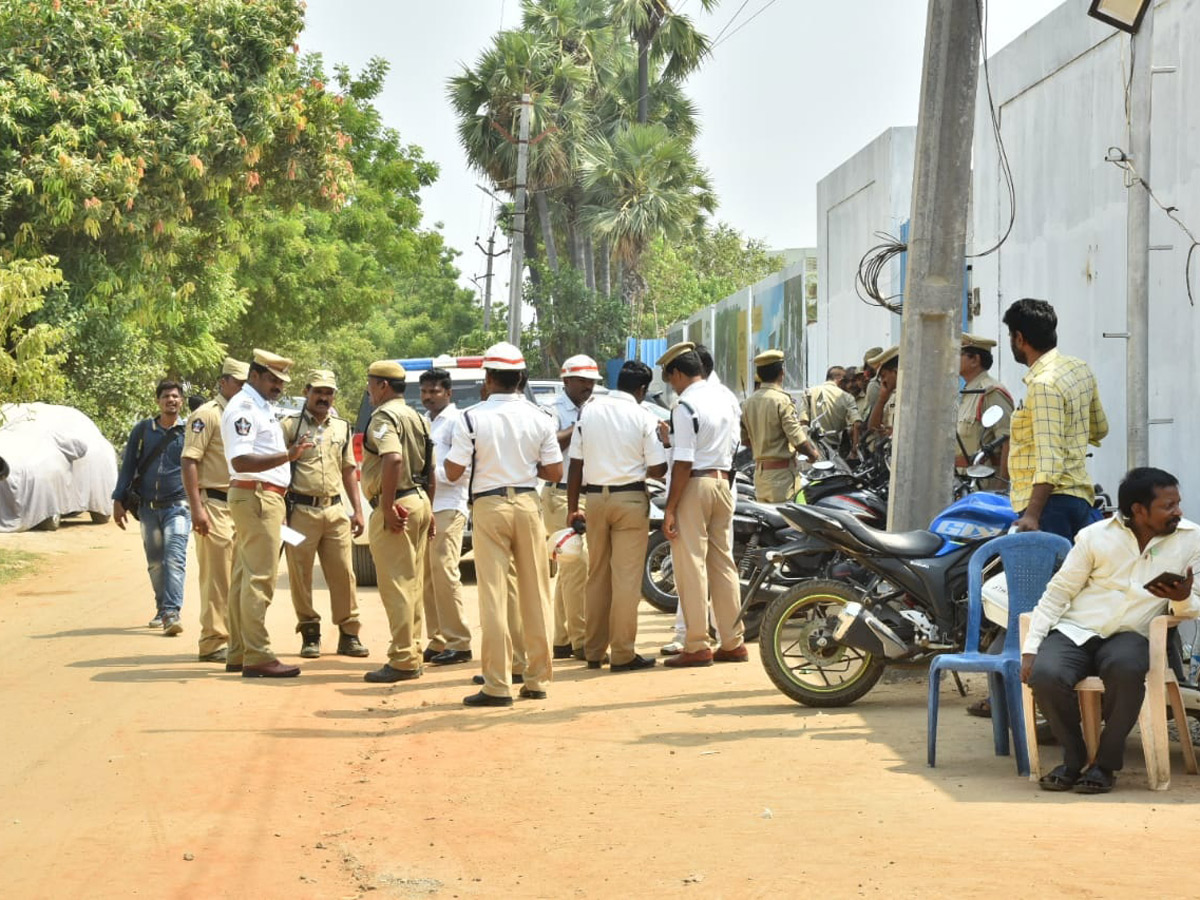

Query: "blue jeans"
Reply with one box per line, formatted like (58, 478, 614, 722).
(1034, 494, 1100, 542)
(140, 502, 191, 616)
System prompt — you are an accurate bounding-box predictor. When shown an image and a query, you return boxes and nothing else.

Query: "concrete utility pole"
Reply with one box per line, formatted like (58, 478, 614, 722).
(1125, 9, 1154, 469)
(507, 93, 532, 346)
(475, 227, 508, 332)
(888, 0, 981, 532)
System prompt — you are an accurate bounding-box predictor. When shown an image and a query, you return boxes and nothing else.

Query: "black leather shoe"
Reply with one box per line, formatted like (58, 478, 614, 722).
(422, 647, 441, 663)
(337, 632, 370, 658)
(587, 660, 604, 670)
(553, 644, 574, 660)
(431, 649, 473, 666)
(518, 686, 547, 700)
(572, 647, 587, 660)
(463, 690, 513, 708)
(363, 664, 421, 683)
(198, 648, 228, 663)
(225, 662, 243, 673)
(473, 673, 523, 685)
(298, 623, 321, 659)
(611, 654, 657, 672)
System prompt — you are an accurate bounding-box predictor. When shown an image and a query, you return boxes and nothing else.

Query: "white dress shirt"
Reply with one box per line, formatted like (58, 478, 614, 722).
(428, 402, 468, 515)
(671, 380, 739, 471)
(1023, 515, 1200, 655)
(446, 393, 561, 493)
(569, 391, 667, 485)
(221, 383, 290, 487)
(551, 389, 582, 431)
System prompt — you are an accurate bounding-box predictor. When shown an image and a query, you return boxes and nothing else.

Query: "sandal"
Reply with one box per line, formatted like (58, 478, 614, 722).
(1038, 764, 1081, 792)
(1074, 765, 1116, 794)
(966, 698, 992, 719)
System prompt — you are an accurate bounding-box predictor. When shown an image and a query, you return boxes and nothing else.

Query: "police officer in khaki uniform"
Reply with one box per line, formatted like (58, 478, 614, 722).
(739, 349, 821, 503)
(281, 369, 369, 660)
(544, 354, 601, 660)
(806, 365, 862, 460)
(181, 356, 247, 662)
(658, 342, 747, 667)
(444, 342, 561, 706)
(567, 360, 668, 671)
(221, 349, 310, 678)
(360, 360, 434, 683)
(859, 346, 884, 423)
(865, 345, 899, 441)
(956, 333, 1013, 488)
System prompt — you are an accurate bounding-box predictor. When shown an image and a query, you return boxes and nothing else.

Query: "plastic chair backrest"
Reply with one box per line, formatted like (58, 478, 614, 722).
(965, 532, 1073, 655)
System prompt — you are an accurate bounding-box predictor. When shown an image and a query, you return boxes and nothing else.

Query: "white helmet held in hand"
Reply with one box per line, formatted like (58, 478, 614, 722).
(549, 527, 584, 562)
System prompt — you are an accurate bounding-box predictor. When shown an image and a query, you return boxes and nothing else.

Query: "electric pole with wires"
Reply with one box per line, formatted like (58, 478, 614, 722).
(888, 0, 981, 531)
(507, 93, 531, 346)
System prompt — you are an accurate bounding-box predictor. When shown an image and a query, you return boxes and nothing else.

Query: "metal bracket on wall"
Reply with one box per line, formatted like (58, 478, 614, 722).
(1101, 332, 1130, 339)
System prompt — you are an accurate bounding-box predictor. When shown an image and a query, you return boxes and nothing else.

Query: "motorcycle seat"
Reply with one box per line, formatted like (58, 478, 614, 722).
(808, 506, 944, 558)
(739, 500, 790, 530)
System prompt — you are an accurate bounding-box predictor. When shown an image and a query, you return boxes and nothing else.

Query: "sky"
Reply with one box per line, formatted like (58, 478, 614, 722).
(299, 0, 1069, 300)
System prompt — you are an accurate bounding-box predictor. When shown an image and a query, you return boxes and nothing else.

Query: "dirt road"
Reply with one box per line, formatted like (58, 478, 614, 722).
(1, 522, 1196, 899)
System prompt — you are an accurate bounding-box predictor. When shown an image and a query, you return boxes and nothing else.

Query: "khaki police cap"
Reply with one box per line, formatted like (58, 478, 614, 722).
(868, 345, 899, 369)
(252, 348, 294, 383)
(961, 333, 997, 351)
(220, 357, 249, 380)
(482, 341, 526, 371)
(655, 341, 695, 368)
(754, 349, 784, 367)
(560, 354, 604, 381)
(368, 360, 407, 381)
(308, 368, 338, 390)
(863, 346, 884, 367)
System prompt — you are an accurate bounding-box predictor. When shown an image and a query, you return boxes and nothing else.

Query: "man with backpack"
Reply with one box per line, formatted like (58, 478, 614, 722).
(112, 379, 191, 635)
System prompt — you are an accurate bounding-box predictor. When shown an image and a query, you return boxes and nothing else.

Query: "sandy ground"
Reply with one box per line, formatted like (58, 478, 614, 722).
(1, 520, 1197, 900)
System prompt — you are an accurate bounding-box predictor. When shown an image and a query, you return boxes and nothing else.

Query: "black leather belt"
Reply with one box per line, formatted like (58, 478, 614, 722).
(552, 482, 568, 490)
(288, 492, 338, 508)
(586, 481, 646, 494)
(148, 499, 186, 510)
(473, 486, 537, 500)
(204, 489, 228, 502)
(368, 486, 424, 509)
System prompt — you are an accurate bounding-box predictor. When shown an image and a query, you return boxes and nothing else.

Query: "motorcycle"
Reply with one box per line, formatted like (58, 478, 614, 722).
(757, 491, 1018, 707)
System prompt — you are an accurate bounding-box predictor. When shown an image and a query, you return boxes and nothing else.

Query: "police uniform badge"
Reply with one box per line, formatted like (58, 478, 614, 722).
(234, 416, 252, 436)
(191, 419, 205, 433)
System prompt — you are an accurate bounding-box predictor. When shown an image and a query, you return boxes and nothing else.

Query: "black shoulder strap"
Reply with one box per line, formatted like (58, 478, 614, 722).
(134, 419, 177, 484)
(464, 409, 477, 503)
(678, 400, 699, 434)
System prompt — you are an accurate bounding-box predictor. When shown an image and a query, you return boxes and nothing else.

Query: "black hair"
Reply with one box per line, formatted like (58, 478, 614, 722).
(369, 374, 406, 393)
(664, 350, 703, 379)
(963, 347, 994, 370)
(693, 344, 715, 378)
(756, 361, 784, 383)
(1118, 467, 1179, 519)
(249, 361, 269, 377)
(616, 360, 653, 394)
(825, 366, 844, 381)
(156, 379, 183, 398)
(881, 357, 899, 372)
(1002, 298, 1058, 352)
(487, 368, 523, 391)
(420, 368, 452, 391)
(187, 394, 206, 412)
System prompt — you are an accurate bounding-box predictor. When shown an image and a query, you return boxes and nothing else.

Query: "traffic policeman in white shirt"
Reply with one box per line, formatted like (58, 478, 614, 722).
(566, 360, 668, 671)
(1023, 467, 1200, 793)
(444, 342, 562, 707)
(544, 354, 601, 660)
(419, 367, 473, 665)
(221, 348, 311, 678)
(657, 342, 748, 668)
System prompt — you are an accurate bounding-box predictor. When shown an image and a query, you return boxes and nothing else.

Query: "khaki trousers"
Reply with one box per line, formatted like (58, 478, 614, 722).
(506, 560, 526, 675)
(194, 496, 233, 656)
(583, 490, 651, 665)
(285, 502, 361, 635)
(754, 463, 798, 503)
(227, 487, 286, 667)
(543, 485, 587, 649)
(474, 491, 552, 697)
(368, 493, 431, 672)
(673, 477, 745, 654)
(421, 509, 471, 652)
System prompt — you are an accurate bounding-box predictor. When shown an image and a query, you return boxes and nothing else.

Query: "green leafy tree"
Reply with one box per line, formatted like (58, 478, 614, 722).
(0, 255, 64, 405)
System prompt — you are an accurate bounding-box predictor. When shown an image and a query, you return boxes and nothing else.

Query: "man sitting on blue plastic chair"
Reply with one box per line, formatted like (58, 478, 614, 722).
(1022, 467, 1200, 794)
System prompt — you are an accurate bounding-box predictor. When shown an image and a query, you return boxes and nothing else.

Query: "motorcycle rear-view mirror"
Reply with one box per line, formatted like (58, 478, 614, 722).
(810, 459, 836, 473)
(980, 405, 1004, 428)
(967, 464, 996, 480)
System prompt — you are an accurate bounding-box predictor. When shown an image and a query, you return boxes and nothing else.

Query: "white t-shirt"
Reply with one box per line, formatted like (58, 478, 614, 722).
(221, 383, 290, 488)
(428, 403, 468, 515)
(446, 393, 561, 493)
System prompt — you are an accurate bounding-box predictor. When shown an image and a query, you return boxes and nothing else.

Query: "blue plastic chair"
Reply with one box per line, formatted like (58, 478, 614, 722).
(926, 531, 1072, 775)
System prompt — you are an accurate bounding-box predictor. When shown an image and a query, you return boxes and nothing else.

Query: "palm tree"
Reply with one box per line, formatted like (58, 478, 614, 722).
(610, 0, 718, 123)
(581, 122, 714, 330)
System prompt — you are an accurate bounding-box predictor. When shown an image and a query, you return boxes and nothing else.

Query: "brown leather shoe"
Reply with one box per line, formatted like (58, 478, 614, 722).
(713, 644, 749, 663)
(241, 659, 301, 678)
(663, 647, 714, 668)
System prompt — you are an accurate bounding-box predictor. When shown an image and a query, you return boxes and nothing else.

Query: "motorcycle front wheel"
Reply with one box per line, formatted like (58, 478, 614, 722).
(642, 530, 678, 613)
(759, 579, 886, 708)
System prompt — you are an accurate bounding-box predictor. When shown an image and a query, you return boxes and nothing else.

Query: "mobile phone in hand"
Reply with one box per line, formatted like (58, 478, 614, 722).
(1143, 571, 1186, 591)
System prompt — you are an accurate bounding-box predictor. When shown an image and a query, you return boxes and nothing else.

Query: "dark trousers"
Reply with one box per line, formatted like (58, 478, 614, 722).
(1029, 630, 1149, 772)
(1031, 493, 1099, 542)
